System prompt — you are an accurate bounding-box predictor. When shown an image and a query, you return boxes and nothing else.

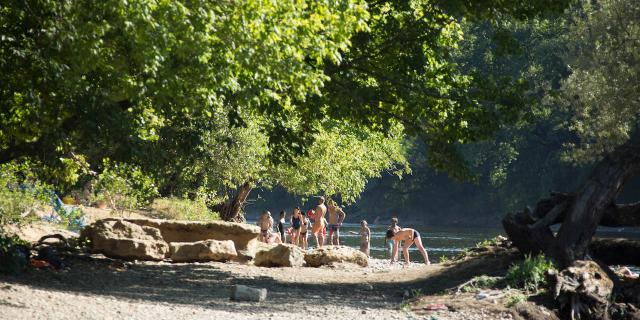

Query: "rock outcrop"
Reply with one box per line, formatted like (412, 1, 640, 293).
(83, 219, 169, 260)
(254, 244, 305, 267)
(170, 240, 237, 262)
(106, 218, 260, 258)
(304, 245, 368, 267)
(81, 218, 260, 261)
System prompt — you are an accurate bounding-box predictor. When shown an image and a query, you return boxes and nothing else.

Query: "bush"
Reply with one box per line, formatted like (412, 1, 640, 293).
(151, 197, 220, 221)
(505, 254, 555, 293)
(0, 232, 30, 275)
(94, 160, 159, 213)
(0, 162, 50, 226)
(505, 292, 527, 308)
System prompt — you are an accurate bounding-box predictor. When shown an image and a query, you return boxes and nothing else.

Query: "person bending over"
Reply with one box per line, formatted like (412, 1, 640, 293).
(386, 228, 430, 266)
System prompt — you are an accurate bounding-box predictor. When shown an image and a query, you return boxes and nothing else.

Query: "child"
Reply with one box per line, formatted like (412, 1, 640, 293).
(277, 210, 286, 244)
(386, 217, 401, 259)
(348, 221, 372, 256)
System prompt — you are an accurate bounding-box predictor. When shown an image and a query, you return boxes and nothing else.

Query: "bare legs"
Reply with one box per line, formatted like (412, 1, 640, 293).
(413, 236, 431, 265)
(313, 232, 324, 248)
(327, 228, 340, 245)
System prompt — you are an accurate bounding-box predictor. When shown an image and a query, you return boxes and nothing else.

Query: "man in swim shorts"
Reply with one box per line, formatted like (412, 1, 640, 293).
(311, 196, 327, 247)
(327, 200, 346, 245)
(257, 211, 273, 243)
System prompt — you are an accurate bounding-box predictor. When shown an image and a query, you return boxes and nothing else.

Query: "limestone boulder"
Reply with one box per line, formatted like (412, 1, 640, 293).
(254, 244, 305, 267)
(104, 218, 260, 258)
(170, 240, 237, 262)
(83, 219, 169, 260)
(304, 245, 369, 267)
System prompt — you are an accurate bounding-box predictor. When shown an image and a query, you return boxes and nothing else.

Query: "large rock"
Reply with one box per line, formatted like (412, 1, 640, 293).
(83, 219, 169, 260)
(254, 244, 305, 267)
(304, 245, 369, 267)
(170, 240, 237, 262)
(98, 218, 260, 258)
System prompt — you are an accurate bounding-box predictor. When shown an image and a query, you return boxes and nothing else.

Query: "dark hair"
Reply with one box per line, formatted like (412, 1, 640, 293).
(279, 210, 285, 217)
(386, 229, 396, 239)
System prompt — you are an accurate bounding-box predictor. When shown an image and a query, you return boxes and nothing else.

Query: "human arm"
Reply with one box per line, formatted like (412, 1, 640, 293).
(337, 208, 346, 225)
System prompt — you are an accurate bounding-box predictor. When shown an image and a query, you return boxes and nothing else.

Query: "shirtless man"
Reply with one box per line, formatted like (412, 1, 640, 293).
(311, 197, 327, 247)
(257, 210, 274, 243)
(327, 200, 346, 245)
(386, 228, 430, 265)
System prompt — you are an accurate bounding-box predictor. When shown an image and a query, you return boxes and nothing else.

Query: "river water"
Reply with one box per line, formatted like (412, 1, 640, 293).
(254, 221, 640, 266)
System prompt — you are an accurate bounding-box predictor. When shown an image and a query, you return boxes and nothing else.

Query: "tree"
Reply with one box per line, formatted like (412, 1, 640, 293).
(503, 0, 640, 268)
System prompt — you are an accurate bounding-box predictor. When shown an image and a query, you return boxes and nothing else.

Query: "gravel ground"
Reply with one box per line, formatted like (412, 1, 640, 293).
(0, 256, 437, 320)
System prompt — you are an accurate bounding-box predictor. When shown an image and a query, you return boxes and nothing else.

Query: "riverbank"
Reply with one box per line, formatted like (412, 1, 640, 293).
(0, 240, 528, 320)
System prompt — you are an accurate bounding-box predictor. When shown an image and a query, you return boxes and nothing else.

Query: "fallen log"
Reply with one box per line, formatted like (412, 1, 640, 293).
(589, 238, 640, 266)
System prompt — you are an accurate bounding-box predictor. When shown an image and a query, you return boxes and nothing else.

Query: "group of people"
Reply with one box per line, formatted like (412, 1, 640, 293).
(257, 197, 347, 249)
(256, 196, 431, 265)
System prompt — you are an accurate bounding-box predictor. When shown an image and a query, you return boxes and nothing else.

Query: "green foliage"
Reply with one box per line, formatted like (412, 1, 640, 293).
(0, 162, 50, 225)
(505, 254, 555, 293)
(94, 160, 158, 213)
(505, 292, 527, 308)
(151, 197, 219, 221)
(560, 0, 640, 162)
(0, 232, 30, 275)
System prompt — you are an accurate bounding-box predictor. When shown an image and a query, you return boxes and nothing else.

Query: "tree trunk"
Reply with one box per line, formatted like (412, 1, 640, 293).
(503, 138, 640, 268)
(213, 182, 253, 222)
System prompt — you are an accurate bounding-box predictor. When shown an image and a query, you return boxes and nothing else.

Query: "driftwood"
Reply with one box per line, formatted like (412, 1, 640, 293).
(553, 260, 614, 320)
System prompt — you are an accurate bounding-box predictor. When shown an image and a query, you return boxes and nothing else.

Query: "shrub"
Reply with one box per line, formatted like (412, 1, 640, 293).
(505, 254, 555, 293)
(151, 197, 220, 221)
(505, 292, 527, 308)
(94, 160, 159, 213)
(0, 162, 50, 226)
(0, 232, 30, 275)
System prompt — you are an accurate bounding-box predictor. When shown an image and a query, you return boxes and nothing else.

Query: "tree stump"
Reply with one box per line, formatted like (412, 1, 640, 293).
(553, 260, 614, 320)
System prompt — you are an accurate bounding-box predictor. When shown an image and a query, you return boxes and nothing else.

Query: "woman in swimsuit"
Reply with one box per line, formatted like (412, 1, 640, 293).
(290, 207, 303, 246)
(386, 228, 430, 266)
(299, 211, 311, 249)
(257, 211, 273, 243)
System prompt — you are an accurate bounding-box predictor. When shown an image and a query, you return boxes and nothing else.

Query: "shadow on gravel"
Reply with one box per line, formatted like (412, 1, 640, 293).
(1, 250, 521, 313)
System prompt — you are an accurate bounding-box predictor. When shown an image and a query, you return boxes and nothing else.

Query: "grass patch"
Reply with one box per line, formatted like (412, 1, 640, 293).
(150, 197, 220, 221)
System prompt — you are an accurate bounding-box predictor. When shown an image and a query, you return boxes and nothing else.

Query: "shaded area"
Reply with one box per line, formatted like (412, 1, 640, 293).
(1, 250, 523, 316)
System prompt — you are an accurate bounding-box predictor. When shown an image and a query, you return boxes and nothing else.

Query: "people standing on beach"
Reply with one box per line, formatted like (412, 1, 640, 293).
(386, 217, 401, 259)
(311, 197, 327, 247)
(299, 211, 311, 249)
(386, 228, 430, 266)
(327, 200, 346, 245)
(290, 207, 303, 246)
(277, 211, 286, 243)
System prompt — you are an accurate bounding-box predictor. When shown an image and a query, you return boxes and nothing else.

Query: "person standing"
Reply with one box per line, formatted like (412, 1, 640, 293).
(299, 211, 311, 249)
(290, 207, 303, 246)
(257, 211, 274, 243)
(311, 197, 327, 247)
(386, 227, 430, 266)
(359, 220, 371, 256)
(386, 217, 401, 259)
(327, 200, 346, 245)
(277, 211, 286, 244)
